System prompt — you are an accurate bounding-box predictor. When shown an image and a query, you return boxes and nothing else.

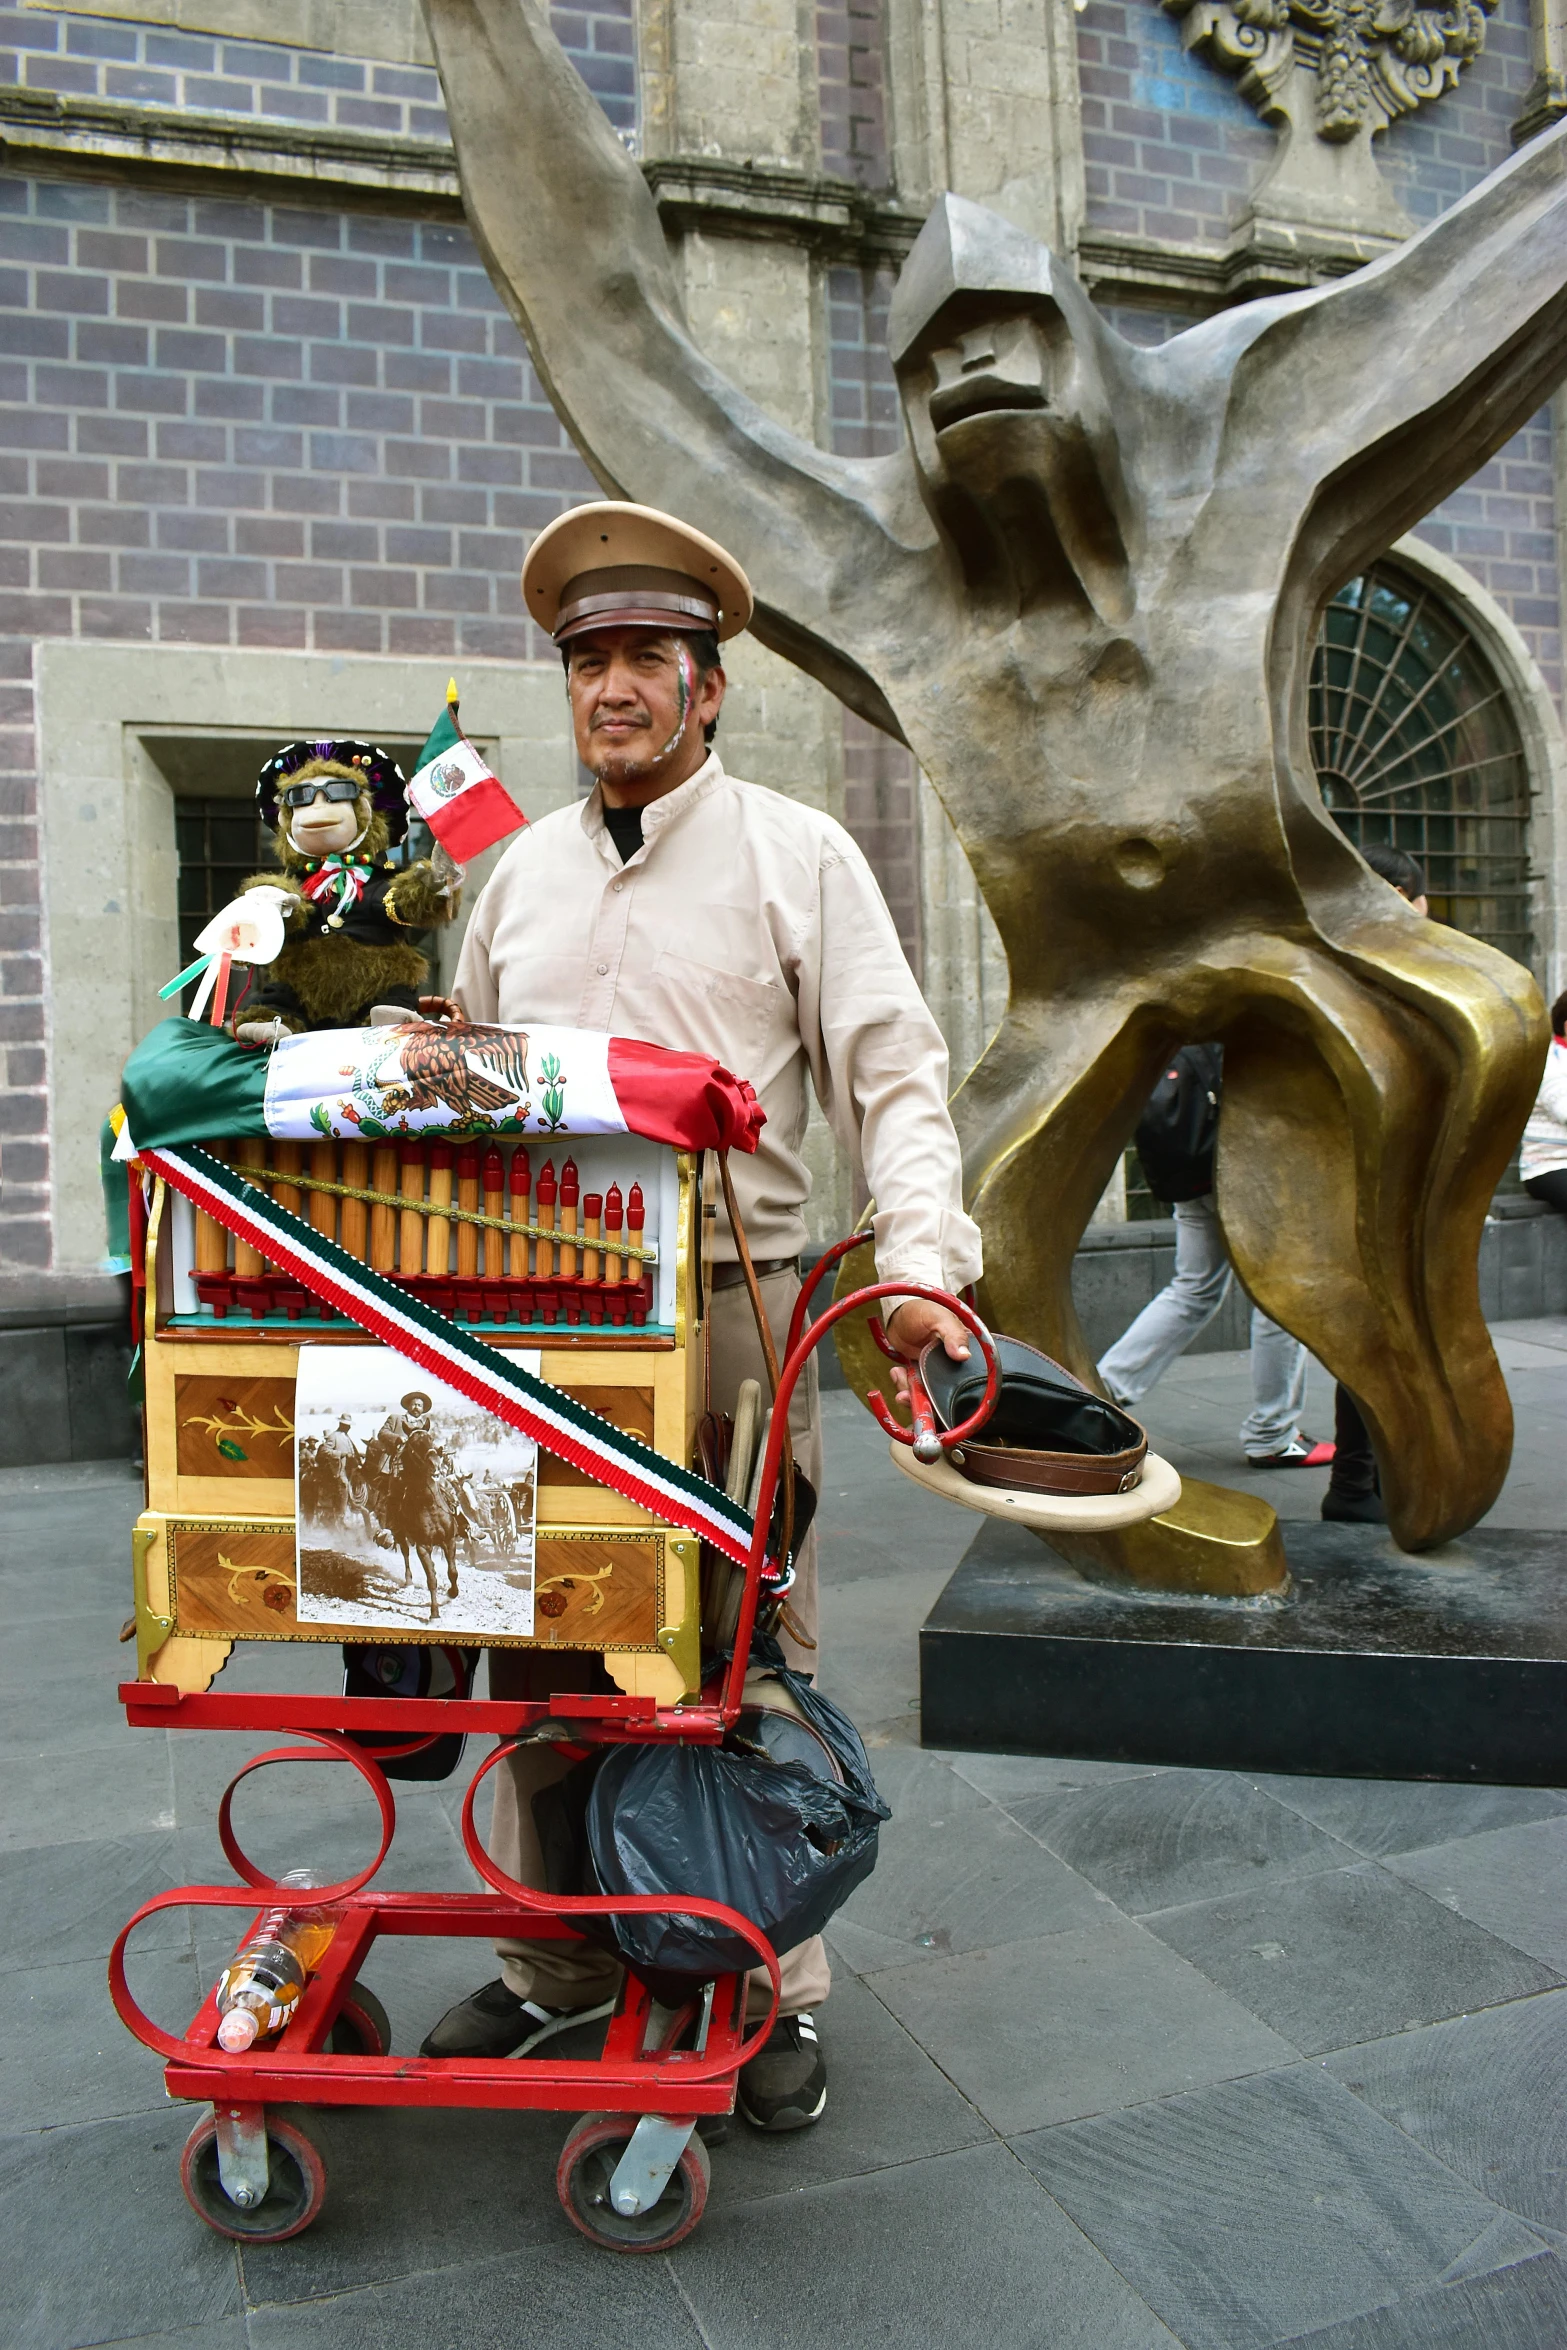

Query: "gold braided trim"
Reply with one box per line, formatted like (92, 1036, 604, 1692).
(231, 1162, 656, 1264)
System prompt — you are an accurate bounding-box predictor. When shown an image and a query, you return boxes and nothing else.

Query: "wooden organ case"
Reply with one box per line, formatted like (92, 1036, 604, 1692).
(131, 1129, 709, 1704)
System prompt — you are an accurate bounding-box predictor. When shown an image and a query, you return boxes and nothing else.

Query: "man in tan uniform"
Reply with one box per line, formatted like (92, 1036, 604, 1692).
(422, 501, 980, 2130)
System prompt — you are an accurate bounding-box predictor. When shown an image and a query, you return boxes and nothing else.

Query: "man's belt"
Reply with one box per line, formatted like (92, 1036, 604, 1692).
(710, 1256, 800, 1291)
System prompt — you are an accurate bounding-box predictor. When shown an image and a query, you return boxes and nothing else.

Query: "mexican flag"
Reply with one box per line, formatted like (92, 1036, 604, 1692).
(117, 1018, 766, 1156)
(407, 680, 525, 861)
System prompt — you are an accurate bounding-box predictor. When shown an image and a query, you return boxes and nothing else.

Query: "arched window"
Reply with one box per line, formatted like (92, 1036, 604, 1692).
(1310, 558, 1535, 968)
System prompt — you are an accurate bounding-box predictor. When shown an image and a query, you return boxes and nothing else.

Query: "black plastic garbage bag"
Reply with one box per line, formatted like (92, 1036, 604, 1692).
(580, 1655, 890, 1986)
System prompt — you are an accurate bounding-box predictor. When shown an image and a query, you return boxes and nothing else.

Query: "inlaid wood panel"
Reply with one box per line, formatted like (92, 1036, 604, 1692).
(161, 1517, 662, 1651)
(174, 1376, 296, 1479)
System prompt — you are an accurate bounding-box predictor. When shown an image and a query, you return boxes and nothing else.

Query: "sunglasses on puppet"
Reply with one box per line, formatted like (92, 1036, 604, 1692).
(278, 778, 364, 811)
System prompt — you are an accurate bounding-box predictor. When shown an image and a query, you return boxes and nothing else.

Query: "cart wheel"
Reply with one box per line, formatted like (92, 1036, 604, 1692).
(327, 1980, 391, 2056)
(180, 2112, 326, 2243)
(556, 2112, 710, 2253)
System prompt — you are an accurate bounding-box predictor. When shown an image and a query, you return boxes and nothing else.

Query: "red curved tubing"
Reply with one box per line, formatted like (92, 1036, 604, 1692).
(109, 1880, 345, 2064)
(216, 1734, 397, 1893)
(783, 1229, 874, 1365)
(109, 1736, 782, 2084)
(724, 1280, 1000, 1716)
(112, 1730, 397, 2062)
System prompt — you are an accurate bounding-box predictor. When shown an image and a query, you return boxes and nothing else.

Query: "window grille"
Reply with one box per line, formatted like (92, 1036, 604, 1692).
(1310, 559, 1534, 968)
(1124, 559, 1534, 1218)
(174, 798, 273, 970)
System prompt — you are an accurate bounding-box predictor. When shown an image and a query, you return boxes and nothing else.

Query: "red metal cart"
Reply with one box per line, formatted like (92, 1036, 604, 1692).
(108, 1251, 998, 2253)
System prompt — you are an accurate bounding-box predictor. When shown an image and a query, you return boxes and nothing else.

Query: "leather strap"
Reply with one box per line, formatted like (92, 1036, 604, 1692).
(709, 1256, 800, 1291)
(950, 1437, 1148, 1497)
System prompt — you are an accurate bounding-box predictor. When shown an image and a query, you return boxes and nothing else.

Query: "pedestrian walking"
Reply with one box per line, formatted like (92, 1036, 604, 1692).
(1097, 1045, 1331, 1467)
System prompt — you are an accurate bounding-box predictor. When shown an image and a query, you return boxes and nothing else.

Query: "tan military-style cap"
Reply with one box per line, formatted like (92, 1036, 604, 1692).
(521, 500, 754, 645)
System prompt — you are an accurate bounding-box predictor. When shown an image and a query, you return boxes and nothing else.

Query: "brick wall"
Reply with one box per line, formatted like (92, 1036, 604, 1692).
(1076, 0, 1535, 246)
(1375, 0, 1533, 225)
(825, 260, 899, 458)
(1077, 0, 1273, 247)
(1412, 417, 1562, 710)
(0, 4, 639, 1273)
(0, 174, 606, 1267)
(821, 252, 921, 971)
(0, 2, 637, 138)
(1075, 1, 1561, 721)
(816, 0, 889, 187)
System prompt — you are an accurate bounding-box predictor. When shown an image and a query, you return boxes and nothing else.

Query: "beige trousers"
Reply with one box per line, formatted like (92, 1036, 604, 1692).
(488, 1267, 831, 2016)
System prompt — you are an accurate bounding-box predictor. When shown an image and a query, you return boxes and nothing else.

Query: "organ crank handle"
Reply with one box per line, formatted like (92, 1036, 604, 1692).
(863, 1291, 1000, 1464)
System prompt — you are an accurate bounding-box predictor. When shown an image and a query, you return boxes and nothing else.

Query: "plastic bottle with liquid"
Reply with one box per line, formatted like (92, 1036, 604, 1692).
(215, 1868, 341, 2053)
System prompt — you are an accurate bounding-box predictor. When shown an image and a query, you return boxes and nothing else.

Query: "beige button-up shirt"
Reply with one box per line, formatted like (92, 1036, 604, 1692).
(452, 752, 982, 1292)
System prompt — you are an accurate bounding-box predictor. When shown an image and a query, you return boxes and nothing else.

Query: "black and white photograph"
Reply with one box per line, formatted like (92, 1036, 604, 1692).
(294, 1346, 539, 1635)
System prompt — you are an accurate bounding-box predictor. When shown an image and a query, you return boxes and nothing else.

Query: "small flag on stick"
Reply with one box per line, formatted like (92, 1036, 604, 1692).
(408, 678, 526, 861)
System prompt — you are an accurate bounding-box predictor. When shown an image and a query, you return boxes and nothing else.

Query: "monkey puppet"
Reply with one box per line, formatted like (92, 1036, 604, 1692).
(233, 737, 462, 1045)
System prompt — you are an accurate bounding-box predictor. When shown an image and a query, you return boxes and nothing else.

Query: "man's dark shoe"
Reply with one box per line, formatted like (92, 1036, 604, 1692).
(1321, 1486, 1386, 1524)
(420, 1978, 557, 2059)
(737, 2011, 826, 2132)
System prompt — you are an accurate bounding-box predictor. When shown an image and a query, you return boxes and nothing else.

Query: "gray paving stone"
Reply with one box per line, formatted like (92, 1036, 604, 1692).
(1324, 1991, 1567, 2234)
(1144, 1862, 1562, 2055)
(865, 1913, 1298, 2134)
(1, 1944, 198, 2130)
(0, 1666, 150, 1756)
(229, 2104, 569, 2304)
(0, 1829, 189, 1968)
(0, 2113, 243, 2350)
(1383, 1816, 1567, 1971)
(1279, 2250, 1567, 2349)
(96, 2327, 250, 2350)
(704, 1966, 992, 2210)
(818, 1560, 959, 1744)
(1253, 1774, 1567, 1860)
(244, 2240, 704, 2348)
(0, 1736, 175, 1853)
(949, 1750, 1166, 1799)
(676, 2141, 1182, 2350)
(835, 1747, 1110, 1961)
(1015, 2065, 1546, 2350)
(1008, 1767, 1356, 1914)
(173, 1782, 471, 1892)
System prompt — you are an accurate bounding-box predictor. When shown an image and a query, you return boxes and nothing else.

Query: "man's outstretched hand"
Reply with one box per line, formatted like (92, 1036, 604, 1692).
(884, 1299, 971, 1363)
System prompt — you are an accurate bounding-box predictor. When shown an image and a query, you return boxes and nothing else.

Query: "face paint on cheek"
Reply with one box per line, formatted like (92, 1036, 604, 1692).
(653, 644, 695, 762)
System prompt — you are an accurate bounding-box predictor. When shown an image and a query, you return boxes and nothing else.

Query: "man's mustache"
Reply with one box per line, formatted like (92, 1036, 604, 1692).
(589, 706, 651, 729)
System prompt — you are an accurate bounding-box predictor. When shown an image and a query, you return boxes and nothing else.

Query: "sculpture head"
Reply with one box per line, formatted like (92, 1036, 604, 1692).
(894, 204, 1134, 587)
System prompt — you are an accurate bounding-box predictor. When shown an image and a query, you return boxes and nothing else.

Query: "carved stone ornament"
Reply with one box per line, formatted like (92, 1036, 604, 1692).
(1165, 0, 1496, 142)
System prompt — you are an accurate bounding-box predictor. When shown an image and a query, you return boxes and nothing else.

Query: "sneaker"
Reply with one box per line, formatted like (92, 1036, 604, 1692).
(1248, 1436, 1335, 1468)
(1321, 1486, 1387, 1523)
(420, 1979, 569, 2060)
(737, 2011, 827, 2132)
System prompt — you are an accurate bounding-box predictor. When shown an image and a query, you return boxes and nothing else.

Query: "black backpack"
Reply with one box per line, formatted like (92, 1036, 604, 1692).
(1134, 1043, 1222, 1204)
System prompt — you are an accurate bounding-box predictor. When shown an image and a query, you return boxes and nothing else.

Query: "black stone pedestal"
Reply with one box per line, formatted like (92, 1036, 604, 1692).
(919, 1520, 1567, 1783)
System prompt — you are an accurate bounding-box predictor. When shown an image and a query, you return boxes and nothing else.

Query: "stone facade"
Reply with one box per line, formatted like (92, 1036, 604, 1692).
(1, 0, 1564, 1291)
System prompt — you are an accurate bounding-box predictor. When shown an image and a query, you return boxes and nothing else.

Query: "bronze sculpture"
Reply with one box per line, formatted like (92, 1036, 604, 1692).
(422, 0, 1565, 1591)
